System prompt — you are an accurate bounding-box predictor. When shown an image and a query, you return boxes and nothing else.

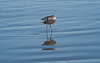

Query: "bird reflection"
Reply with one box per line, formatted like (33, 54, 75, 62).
(42, 31, 57, 46)
(43, 48, 56, 50)
(42, 31, 57, 50)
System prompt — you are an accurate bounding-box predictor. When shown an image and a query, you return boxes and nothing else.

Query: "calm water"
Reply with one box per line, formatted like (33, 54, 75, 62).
(0, 0, 100, 63)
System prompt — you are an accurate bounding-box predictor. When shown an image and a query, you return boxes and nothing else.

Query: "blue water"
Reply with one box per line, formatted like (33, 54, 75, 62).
(0, 0, 100, 63)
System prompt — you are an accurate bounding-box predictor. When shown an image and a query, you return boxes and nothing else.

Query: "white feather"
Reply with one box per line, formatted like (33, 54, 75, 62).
(52, 17, 56, 20)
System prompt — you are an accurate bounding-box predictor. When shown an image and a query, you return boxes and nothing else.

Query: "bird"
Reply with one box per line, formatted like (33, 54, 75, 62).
(41, 15, 56, 32)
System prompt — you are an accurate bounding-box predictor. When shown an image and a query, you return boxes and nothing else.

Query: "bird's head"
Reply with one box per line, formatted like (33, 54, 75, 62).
(52, 15, 54, 16)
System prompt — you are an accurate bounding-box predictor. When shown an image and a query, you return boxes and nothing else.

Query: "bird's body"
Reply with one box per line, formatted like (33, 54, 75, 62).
(42, 20, 56, 24)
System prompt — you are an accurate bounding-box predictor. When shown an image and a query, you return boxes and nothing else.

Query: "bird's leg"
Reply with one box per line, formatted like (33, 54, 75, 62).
(46, 25, 48, 41)
(50, 24, 52, 32)
(50, 29, 52, 41)
(46, 31, 48, 41)
(46, 25, 48, 33)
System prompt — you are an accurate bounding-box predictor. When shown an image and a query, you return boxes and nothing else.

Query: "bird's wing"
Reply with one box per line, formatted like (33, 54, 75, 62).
(41, 16, 52, 20)
(41, 17, 47, 20)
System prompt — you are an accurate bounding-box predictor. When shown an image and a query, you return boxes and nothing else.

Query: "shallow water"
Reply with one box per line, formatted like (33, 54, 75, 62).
(0, 0, 100, 63)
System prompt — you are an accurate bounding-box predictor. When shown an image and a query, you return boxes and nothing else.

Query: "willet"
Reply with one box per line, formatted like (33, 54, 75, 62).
(41, 15, 56, 32)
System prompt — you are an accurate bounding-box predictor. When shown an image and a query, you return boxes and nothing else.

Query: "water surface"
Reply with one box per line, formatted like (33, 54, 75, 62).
(0, 0, 100, 63)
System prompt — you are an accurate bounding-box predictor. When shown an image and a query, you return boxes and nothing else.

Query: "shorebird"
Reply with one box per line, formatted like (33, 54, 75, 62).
(41, 15, 56, 32)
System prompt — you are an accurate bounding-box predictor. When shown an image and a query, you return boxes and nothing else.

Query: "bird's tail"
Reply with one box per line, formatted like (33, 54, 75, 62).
(40, 18, 46, 20)
(42, 22, 44, 23)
